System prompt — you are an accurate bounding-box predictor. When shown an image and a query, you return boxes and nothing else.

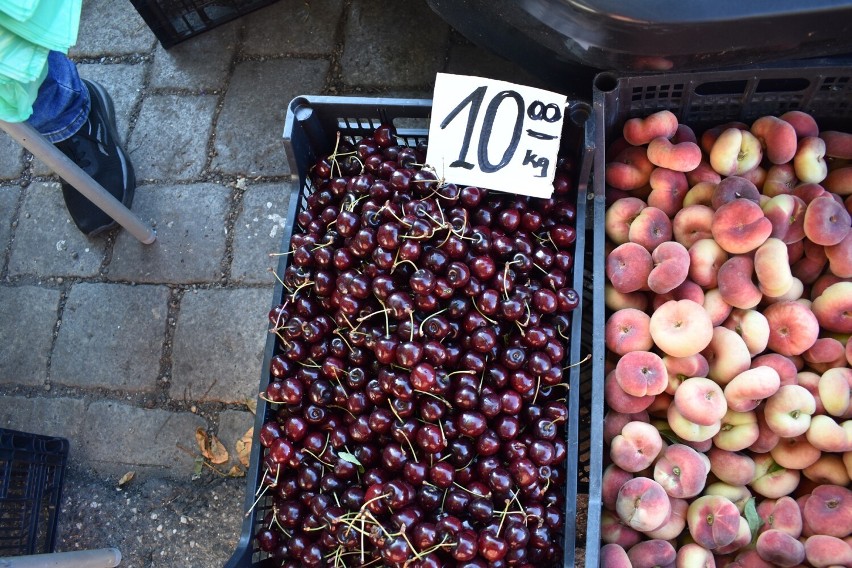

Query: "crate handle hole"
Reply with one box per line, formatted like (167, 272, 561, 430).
(593, 73, 619, 94)
(568, 102, 592, 127)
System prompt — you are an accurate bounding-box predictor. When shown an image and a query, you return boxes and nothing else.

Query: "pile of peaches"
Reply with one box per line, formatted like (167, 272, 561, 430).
(601, 109, 852, 567)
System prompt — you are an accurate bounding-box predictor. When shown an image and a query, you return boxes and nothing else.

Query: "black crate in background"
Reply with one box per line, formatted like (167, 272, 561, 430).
(583, 61, 852, 568)
(129, 0, 281, 48)
(225, 95, 593, 567)
(0, 429, 69, 557)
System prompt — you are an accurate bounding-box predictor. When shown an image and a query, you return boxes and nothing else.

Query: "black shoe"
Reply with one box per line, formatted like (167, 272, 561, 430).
(54, 79, 135, 237)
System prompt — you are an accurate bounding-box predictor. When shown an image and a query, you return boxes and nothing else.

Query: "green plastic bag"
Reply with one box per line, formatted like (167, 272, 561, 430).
(0, 0, 40, 23)
(0, 0, 80, 52)
(0, 23, 48, 83)
(0, 56, 45, 122)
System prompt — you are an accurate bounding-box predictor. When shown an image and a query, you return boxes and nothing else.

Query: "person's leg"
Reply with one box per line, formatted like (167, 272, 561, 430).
(26, 51, 135, 237)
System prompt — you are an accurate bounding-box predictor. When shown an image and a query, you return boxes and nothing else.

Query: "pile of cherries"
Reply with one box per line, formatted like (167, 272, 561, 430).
(253, 123, 580, 568)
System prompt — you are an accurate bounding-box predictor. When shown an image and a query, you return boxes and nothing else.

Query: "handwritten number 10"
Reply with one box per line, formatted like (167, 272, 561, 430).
(440, 87, 524, 173)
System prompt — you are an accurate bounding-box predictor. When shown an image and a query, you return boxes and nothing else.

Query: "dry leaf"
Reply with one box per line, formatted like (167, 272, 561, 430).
(245, 398, 257, 415)
(208, 435, 230, 464)
(227, 464, 244, 477)
(117, 471, 135, 487)
(236, 428, 253, 468)
(195, 427, 209, 455)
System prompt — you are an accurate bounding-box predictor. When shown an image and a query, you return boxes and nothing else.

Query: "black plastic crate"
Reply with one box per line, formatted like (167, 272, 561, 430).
(0, 429, 69, 557)
(583, 61, 852, 568)
(225, 95, 593, 567)
(130, 0, 281, 48)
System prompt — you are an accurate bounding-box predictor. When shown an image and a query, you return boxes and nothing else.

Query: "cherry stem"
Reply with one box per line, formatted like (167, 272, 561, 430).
(472, 298, 498, 324)
(289, 280, 315, 302)
(563, 353, 592, 370)
(413, 389, 452, 407)
(269, 248, 296, 257)
(453, 481, 489, 499)
(418, 308, 448, 337)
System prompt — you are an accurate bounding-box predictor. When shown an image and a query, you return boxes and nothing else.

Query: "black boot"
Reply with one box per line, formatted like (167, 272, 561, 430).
(54, 79, 135, 237)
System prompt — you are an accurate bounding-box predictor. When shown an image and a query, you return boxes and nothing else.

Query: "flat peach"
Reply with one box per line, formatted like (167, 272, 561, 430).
(824, 165, 852, 196)
(763, 163, 799, 197)
(848, 336, 852, 367)
(717, 255, 762, 310)
(675, 376, 727, 426)
(605, 284, 650, 311)
(607, 145, 655, 191)
(673, 123, 698, 145)
(703, 481, 752, 514)
(600, 509, 643, 548)
(606, 308, 653, 356)
(821, 130, 852, 159)
(649, 299, 714, 358)
(606, 196, 647, 244)
(751, 115, 798, 164)
(686, 160, 722, 188)
(623, 110, 679, 146)
(804, 534, 852, 568)
(764, 384, 816, 438)
(616, 476, 672, 532)
(722, 308, 770, 357)
(703, 326, 752, 385)
(806, 414, 852, 453)
(755, 495, 803, 538)
(683, 183, 717, 210)
(648, 241, 690, 294)
(648, 167, 689, 216)
(794, 136, 829, 184)
(751, 453, 801, 499)
(644, 497, 688, 541)
(740, 165, 767, 190)
(803, 453, 850, 486)
(654, 443, 709, 499)
(628, 539, 677, 568)
(646, 393, 673, 418)
(687, 494, 741, 550)
(751, 353, 799, 386)
(700, 121, 749, 154)
(810, 272, 851, 299)
(611, 420, 664, 472)
(600, 544, 632, 568)
(792, 181, 828, 204)
(754, 237, 794, 297)
(673, 204, 715, 248)
(826, 230, 852, 277)
(818, 367, 852, 417)
(751, 407, 781, 454)
(803, 194, 852, 246)
(799, 370, 827, 415)
(604, 409, 650, 445)
(607, 136, 633, 161)
(668, 403, 721, 442)
(714, 409, 760, 452)
(629, 206, 673, 251)
(755, 529, 805, 567)
(703, 288, 733, 326)
(770, 434, 821, 470)
(651, 278, 705, 311)
(688, 239, 728, 288)
(803, 337, 848, 374)
(792, 254, 827, 284)
(607, 242, 653, 294)
(802, 484, 852, 538)
(664, 353, 710, 394)
(763, 300, 820, 356)
(780, 110, 820, 138)
(602, 464, 634, 511)
(761, 193, 807, 243)
(615, 350, 668, 397)
(648, 137, 703, 172)
(812, 281, 852, 334)
(675, 542, 716, 567)
(710, 128, 763, 176)
(711, 199, 773, 254)
(708, 447, 756, 486)
(606, 370, 655, 414)
(724, 366, 781, 412)
(711, 176, 761, 209)
(787, 237, 805, 262)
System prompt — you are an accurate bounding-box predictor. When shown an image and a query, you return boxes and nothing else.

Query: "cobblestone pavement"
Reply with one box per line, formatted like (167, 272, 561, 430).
(0, 1, 558, 566)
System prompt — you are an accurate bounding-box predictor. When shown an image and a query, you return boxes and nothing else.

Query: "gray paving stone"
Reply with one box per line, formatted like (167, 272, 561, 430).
(150, 21, 237, 91)
(78, 401, 206, 477)
(0, 132, 23, 179)
(51, 283, 169, 392)
(241, 0, 343, 56)
(128, 94, 218, 181)
(108, 184, 230, 284)
(8, 182, 107, 278)
(230, 182, 292, 284)
(0, 185, 21, 251)
(341, 0, 449, 87)
(446, 44, 553, 90)
(212, 59, 329, 176)
(70, 0, 157, 57)
(0, 396, 86, 441)
(172, 287, 269, 404)
(0, 286, 60, 386)
(217, 409, 254, 469)
(31, 64, 147, 177)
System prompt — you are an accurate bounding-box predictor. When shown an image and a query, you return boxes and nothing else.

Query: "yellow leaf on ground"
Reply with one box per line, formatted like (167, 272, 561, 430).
(236, 428, 253, 468)
(117, 471, 135, 487)
(195, 427, 209, 456)
(227, 465, 244, 477)
(208, 435, 229, 464)
(245, 398, 257, 415)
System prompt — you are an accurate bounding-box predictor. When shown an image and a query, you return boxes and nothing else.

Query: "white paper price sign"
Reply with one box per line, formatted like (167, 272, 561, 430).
(426, 73, 566, 199)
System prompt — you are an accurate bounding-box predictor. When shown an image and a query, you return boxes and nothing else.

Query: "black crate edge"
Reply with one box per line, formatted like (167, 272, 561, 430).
(0, 428, 69, 557)
(226, 94, 594, 567)
(583, 60, 852, 568)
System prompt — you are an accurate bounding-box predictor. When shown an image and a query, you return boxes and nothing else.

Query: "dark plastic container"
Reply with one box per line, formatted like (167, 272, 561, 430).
(584, 62, 852, 568)
(426, 0, 852, 94)
(0, 429, 69, 557)
(129, 0, 281, 48)
(225, 95, 594, 567)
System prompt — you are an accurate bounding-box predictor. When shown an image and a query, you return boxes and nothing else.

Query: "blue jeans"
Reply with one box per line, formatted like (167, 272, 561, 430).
(25, 51, 89, 143)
